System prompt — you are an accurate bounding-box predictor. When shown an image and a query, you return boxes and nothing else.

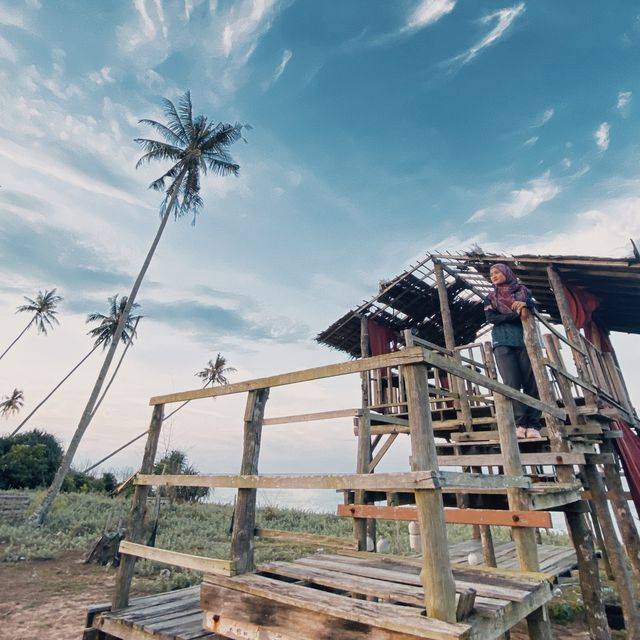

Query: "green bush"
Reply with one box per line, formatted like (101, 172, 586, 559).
(0, 430, 63, 489)
(62, 470, 118, 494)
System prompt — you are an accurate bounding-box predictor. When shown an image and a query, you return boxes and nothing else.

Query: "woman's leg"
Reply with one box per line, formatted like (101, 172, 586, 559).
(515, 347, 543, 429)
(494, 346, 527, 426)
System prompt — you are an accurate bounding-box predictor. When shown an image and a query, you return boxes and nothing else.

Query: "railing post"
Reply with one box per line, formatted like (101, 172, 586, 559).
(230, 388, 269, 575)
(112, 403, 164, 610)
(403, 361, 457, 623)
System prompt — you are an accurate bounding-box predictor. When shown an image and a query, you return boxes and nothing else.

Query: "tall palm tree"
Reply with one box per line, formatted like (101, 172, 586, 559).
(0, 388, 24, 418)
(34, 92, 245, 525)
(11, 296, 141, 437)
(195, 353, 237, 387)
(0, 290, 63, 362)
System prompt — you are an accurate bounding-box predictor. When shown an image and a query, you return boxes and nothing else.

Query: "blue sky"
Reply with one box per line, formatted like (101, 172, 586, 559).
(1, 0, 640, 487)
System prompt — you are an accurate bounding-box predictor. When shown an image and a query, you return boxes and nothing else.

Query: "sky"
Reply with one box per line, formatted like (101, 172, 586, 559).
(1, 0, 640, 497)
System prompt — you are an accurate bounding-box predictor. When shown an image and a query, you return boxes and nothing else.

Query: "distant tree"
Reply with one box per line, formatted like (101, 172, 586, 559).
(61, 470, 118, 494)
(0, 430, 63, 489)
(0, 388, 24, 418)
(34, 91, 245, 525)
(11, 295, 141, 437)
(154, 449, 209, 504)
(0, 289, 63, 362)
(195, 353, 237, 387)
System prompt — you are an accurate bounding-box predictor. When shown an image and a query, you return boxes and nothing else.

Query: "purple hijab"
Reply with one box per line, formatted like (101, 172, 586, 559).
(486, 263, 529, 314)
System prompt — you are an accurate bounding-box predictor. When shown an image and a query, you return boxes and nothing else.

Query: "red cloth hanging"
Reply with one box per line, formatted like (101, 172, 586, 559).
(367, 319, 399, 356)
(613, 420, 640, 517)
(563, 284, 613, 353)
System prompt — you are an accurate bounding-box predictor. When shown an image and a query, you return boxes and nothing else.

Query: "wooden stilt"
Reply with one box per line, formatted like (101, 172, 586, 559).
(522, 313, 612, 639)
(403, 360, 457, 623)
(112, 404, 164, 610)
(355, 410, 372, 551)
(230, 388, 269, 575)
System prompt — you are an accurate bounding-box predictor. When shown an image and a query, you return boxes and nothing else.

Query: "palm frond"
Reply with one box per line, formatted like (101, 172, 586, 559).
(0, 388, 24, 417)
(161, 97, 189, 142)
(138, 119, 187, 148)
(134, 140, 183, 168)
(86, 295, 142, 349)
(16, 289, 63, 335)
(177, 90, 194, 140)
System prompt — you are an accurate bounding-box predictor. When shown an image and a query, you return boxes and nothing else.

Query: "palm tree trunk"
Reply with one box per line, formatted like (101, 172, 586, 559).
(34, 170, 187, 526)
(11, 343, 101, 437)
(89, 317, 141, 421)
(0, 319, 33, 362)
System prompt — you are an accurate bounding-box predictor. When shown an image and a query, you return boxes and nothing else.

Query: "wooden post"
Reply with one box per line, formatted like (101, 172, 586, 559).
(484, 343, 551, 640)
(546, 266, 597, 404)
(230, 388, 269, 575)
(355, 410, 371, 551)
(112, 404, 164, 610)
(522, 313, 615, 638)
(403, 362, 457, 623)
(600, 439, 640, 587)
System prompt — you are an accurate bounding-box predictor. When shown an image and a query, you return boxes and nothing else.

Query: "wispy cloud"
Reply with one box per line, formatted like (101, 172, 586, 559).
(616, 91, 632, 117)
(405, 0, 456, 32)
(0, 35, 17, 62)
(88, 66, 115, 85)
(268, 48, 292, 87)
(533, 107, 554, 127)
(594, 122, 610, 151)
(468, 170, 560, 222)
(446, 3, 525, 68)
(523, 135, 538, 147)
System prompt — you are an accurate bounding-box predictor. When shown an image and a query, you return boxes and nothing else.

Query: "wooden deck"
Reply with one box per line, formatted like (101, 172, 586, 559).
(88, 541, 577, 640)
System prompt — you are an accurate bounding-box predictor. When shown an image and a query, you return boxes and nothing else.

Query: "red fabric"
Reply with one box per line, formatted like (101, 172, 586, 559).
(563, 284, 613, 353)
(613, 420, 640, 517)
(367, 319, 399, 356)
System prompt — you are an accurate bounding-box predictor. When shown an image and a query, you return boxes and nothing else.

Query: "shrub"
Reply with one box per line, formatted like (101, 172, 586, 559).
(0, 430, 63, 489)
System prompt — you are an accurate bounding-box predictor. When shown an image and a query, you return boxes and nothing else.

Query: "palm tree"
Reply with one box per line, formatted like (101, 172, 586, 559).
(0, 290, 63, 362)
(0, 388, 24, 418)
(196, 353, 237, 387)
(11, 295, 141, 437)
(34, 92, 245, 524)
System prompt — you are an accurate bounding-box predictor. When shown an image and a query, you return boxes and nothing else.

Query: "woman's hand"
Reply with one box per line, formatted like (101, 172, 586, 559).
(511, 301, 526, 313)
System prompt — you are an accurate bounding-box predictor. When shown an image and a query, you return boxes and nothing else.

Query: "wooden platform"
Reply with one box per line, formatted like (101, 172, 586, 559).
(89, 541, 576, 640)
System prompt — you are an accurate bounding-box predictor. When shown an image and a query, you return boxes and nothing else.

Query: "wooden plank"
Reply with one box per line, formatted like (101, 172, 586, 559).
(437, 452, 585, 467)
(202, 574, 472, 640)
(262, 407, 360, 425)
(119, 540, 234, 576)
(150, 347, 427, 405)
(337, 504, 552, 528)
(254, 528, 358, 550)
(135, 470, 440, 490)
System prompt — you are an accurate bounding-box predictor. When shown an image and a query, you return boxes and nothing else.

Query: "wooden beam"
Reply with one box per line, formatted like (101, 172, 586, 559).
(254, 528, 358, 550)
(263, 408, 360, 425)
(119, 540, 235, 575)
(337, 504, 552, 528)
(150, 348, 426, 405)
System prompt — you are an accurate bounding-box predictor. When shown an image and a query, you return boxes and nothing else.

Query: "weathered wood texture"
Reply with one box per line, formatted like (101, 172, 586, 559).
(112, 404, 164, 611)
(404, 362, 457, 623)
(0, 494, 30, 522)
(230, 388, 269, 575)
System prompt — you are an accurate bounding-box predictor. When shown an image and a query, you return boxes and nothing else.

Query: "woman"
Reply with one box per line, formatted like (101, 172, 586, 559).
(484, 263, 543, 439)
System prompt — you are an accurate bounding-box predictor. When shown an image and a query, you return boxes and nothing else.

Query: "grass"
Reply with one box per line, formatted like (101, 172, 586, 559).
(0, 490, 572, 594)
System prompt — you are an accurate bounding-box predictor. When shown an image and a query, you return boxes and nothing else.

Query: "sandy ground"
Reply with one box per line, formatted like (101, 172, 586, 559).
(0, 551, 597, 640)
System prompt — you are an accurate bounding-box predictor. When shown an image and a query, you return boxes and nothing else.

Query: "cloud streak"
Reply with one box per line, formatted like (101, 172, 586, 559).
(594, 122, 610, 151)
(468, 171, 560, 222)
(616, 91, 632, 117)
(446, 3, 525, 68)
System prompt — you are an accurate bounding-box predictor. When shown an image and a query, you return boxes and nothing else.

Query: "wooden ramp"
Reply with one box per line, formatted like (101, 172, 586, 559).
(201, 552, 551, 640)
(448, 539, 578, 576)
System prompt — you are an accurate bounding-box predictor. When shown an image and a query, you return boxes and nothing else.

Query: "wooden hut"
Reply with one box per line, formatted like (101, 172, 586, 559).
(84, 250, 640, 640)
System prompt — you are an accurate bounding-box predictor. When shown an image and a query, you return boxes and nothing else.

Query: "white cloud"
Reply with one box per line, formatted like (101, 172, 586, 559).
(562, 157, 571, 169)
(534, 107, 554, 127)
(616, 91, 632, 117)
(406, 0, 456, 31)
(468, 171, 561, 222)
(448, 3, 525, 67)
(267, 48, 292, 87)
(88, 66, 115, 85)
(0, 35, 17, 62)
(0, 6, 26, 28)
(524, 136, 538, 147)
(594, 122, 610, 151)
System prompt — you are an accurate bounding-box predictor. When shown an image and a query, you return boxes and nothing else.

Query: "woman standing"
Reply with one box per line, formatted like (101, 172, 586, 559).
(484, 263, 543, 439)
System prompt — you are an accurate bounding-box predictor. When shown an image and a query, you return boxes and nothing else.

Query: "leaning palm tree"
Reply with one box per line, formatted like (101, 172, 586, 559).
(11, 295, 141, 437)
(0, 289, 63, 362)
(34, 92, 245, 524)
(0, 388, 24, 418)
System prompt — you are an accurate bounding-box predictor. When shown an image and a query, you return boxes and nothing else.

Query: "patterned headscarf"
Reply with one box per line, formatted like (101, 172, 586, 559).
(486, 263, 529, 314)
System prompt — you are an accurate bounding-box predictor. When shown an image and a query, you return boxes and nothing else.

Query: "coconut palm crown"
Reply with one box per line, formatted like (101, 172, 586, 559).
(196, 353, 237, 387)
(0, 388, 24, 418)
(16, 289, 63, 335)
(135, 91, 247, 223)
(86, 295, 142, 349)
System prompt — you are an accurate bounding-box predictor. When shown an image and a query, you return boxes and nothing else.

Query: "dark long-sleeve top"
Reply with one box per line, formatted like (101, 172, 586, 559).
(484, 293, 535, 348)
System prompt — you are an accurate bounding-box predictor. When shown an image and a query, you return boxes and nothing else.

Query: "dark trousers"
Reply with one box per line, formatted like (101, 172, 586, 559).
(493, 345, 542, 428)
